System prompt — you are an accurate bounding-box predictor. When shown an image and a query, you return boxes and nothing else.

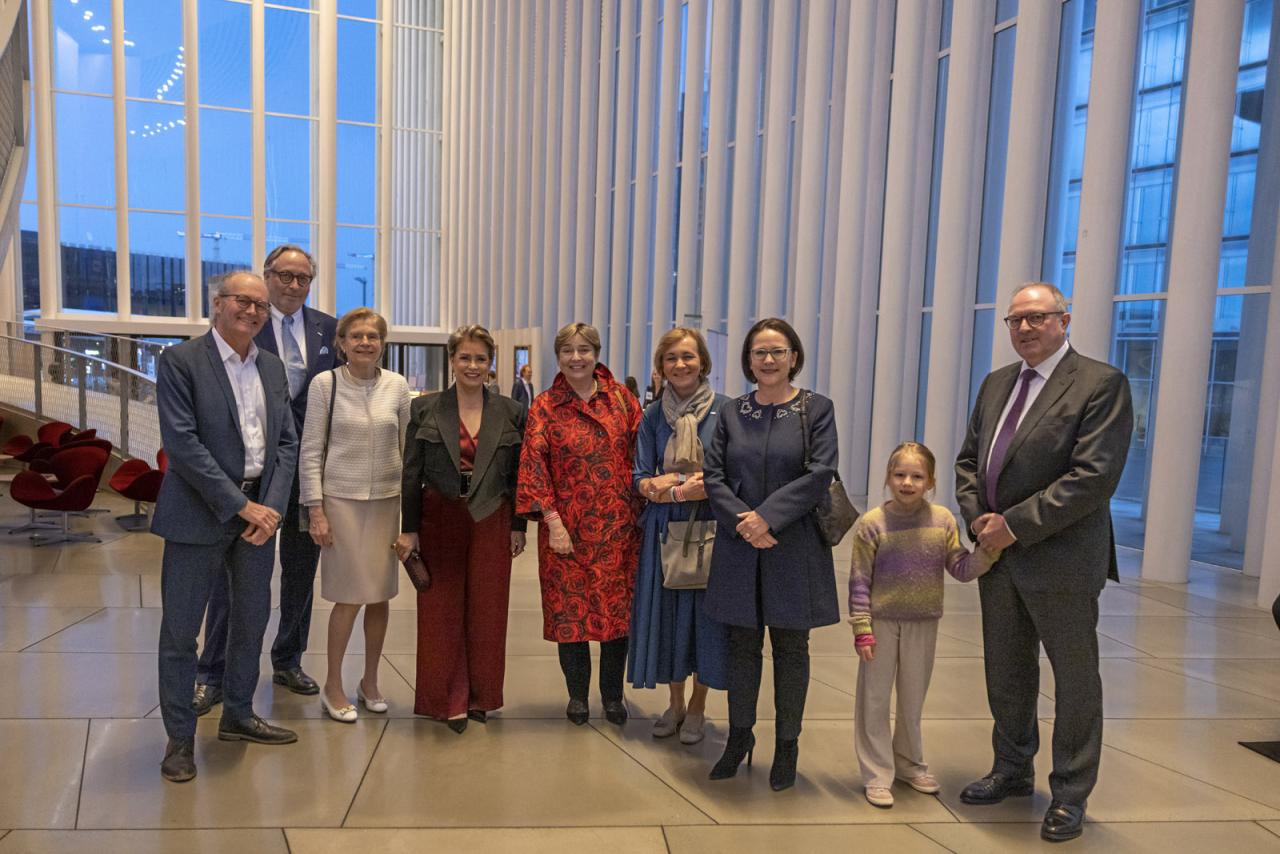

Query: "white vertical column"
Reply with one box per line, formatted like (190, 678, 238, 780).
(753, 3, 799, 321)
(1252, 208, 1280, 604)
(30, 0, 61, 317)
(527, 1, 549, 334)
(650, 0, 683, 340)
(866, 0, 930, 497)
(789, 0, 836, 388)
(674, 0, 707, 325)
(540, 0, 567, 340)
(439, 1, 453, 328)
(317, 0, 338, 315)
(499, 1, 522, 330)
(572, 0, 602, 323)
(1141, 1, 1246, 583)
(697, 0, 731, 334)
(251, 0, 266, 267)
(377, 0, 394, 320)
(475, 0, 494, 325)
(111, 0, 131, 318)
(1256, 371, 1280, 608)
(723, 2, 766, 397)
(184, 0, 203, 321)
(487, 0, 509, 328)
(828, 0, 886, 488)
(923, 0, 996, 510)
(513, 2, 536, 329)
(590, 0, 620, 332)
(466, 0, 485, 324)
(558, 0, 587, 324)
(626, 3, 661, 376)
(989, 0, 1061, 368)
(607, 0, 639, 372)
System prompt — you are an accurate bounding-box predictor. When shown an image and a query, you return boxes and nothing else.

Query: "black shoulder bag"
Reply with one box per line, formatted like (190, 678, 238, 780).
(798, 391, 858, 548)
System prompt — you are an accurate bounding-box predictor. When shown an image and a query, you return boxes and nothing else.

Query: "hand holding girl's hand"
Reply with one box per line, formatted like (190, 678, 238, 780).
(511, 531, 527, 557)
(857, 642, 875, 662)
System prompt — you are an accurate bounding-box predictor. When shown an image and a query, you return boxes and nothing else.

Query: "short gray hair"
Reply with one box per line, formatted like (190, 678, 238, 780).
(263, 244, 317, 278)
(209, 270, 263, 301)
(1012, 281, 1069, 313)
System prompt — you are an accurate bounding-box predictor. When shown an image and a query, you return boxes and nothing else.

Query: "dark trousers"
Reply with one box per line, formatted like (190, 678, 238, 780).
(158, 531, 275, 740)
(979, 567, 1103, 806)
(726, 624, 810, 741)
(558, 637, 629, 702)
(415, 493, 513, 719)
(197, 477, 319, 684)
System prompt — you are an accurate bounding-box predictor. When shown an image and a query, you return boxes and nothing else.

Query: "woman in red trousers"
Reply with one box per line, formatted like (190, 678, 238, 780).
(396, 325, 527, 733)
(517, 322, 643, 726)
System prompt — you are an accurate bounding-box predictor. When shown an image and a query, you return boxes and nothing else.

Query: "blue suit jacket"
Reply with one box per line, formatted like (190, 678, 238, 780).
(254, 305, 340, 433)
(151, 332, 298, 544)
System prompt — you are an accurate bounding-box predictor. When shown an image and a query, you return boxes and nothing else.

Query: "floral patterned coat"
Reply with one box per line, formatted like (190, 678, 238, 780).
(516, 364, 644, 642)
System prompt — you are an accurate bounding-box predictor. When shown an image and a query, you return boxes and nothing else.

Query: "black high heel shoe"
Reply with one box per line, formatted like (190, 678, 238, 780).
(467, 709, 487, 723)
(603, 699, 628, 726)
(446, 717, 467, 734)
(709, 727, 756, 780)
(565, 698, 589, 726)
(770, 738, 798, 791)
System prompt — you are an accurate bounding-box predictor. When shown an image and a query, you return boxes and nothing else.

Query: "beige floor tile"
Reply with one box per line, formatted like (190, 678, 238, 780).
(27, 607, 165, 653)
(1101, 718, 1280, 810)
(0, 541, 63, 576)
(0, 606, 100, 651)
(287, 827, 669, 854)
(1138, 658, 1280, 702)
(0, 829, 290, 853)
(76, 718, 384, 828)
(912, 820, 1280, 853)
(1095, 616, 1280, 658)
(344, 719, 712, 827)
(506, 609, 559, 655)
(1191, 615, 1280, 640)
(1183, 566, 1269, 609)
(934, 614, 1147, 658)
(56, 537, 165, 575)
(0, 652, 158, 718)
(0, 720, 88, 829)
(305, 607, 418, 655)
(1129, 584, 1268, 619)
(1098, 585, 1195, 616)
(924, 659, 1052, 719)
(593, 719, 955, 824)
(664, 824, 952, 853)
(0, 573, 140, 607)
(252, 653, 417, 720)
(1039, 658, 1280, 719)
(1261, 821, 1280, 839)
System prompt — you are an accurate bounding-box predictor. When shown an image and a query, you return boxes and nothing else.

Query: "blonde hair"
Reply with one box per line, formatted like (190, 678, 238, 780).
(653, 327, 712, 381)
(447, 324, 496, 361)
(554, 322, 602, 355)
(335, 307, 387, 354)
(884, 442, 937, 489)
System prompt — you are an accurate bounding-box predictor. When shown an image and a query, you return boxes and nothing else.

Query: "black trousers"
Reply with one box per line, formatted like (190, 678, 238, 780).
(979, 566, 1103, 806)
(558, 637, 629, 702)
(726, 624, 810, 741)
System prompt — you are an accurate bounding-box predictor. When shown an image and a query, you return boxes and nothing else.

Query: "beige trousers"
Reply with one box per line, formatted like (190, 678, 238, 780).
(854, 618, 939, 788)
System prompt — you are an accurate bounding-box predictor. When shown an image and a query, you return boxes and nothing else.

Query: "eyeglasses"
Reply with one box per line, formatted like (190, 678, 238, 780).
(749, 347, 791, 362)
(558, 346, 596, 358)
(1003, 311, 1064, 330)
(454, 354, 490, 366)
(221, 294, 270, 314)
(268, 269, 314, 287)
(344, 331, 382, 343)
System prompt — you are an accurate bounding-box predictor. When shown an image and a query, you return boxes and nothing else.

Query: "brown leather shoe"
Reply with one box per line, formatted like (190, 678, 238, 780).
(160, 738, 196, 782)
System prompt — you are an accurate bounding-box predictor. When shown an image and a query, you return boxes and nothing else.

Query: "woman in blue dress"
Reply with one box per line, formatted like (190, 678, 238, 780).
(629, 327, 729, 745)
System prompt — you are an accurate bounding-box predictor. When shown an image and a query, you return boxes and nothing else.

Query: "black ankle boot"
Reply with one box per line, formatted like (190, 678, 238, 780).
(603, 698, 628, 726)
(565, 698, 589, 726)
(709, 727, 755, 780)
(770, 738, 798, 791)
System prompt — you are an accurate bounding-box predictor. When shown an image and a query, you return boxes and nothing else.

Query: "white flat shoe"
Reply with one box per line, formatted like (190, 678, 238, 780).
(678, 712, 705, 744)
(320, 693, 357, 723)
(865, 786, 894, 808)
(652, 707, 685, 738)
(358, 682, 388, 714)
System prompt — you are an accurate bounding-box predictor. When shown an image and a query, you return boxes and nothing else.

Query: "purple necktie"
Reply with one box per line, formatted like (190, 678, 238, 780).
(985, 369, 1038, 510)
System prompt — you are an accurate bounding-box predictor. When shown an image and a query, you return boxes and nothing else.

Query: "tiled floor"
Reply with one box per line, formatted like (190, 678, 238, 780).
(2, 488, 1279, 853)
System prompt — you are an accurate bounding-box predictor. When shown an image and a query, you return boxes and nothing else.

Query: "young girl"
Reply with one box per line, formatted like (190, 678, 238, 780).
(849, 442, 999, 808)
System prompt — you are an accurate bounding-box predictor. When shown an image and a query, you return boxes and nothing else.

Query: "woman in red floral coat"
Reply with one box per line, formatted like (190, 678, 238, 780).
(517, 322, 643, 727)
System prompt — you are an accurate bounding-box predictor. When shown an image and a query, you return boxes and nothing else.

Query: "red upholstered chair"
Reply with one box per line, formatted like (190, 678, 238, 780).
(10, 472, 101, 546)
(0, 434, 51, 464)
(109, 450, 166, 532)
(37, 421, 74, 447)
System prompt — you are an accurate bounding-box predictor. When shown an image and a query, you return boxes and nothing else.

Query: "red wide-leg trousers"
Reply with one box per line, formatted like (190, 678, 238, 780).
(414, 491, 513, 719)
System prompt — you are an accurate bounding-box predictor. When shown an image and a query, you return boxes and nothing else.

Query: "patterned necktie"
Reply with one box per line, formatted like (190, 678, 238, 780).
(985, 368, 1038, 510)
(281, 314, 307, 399)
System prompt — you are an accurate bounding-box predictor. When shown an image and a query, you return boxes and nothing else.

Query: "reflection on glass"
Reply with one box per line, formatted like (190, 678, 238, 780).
(128, 211, 187, 318)
(266, 116, 314, 221)
(923, 56, 949, 309)
(198, 0, 251, 109)
(265, 220, 312, 252)
(200, 108, 252, 216)
(974, 26, 1016, 305)
(995, 0, 1018, 24)
(123, 1, 185, 101)
(968, 308, 995, 413)
(56, 94, 115, 206)
(1108, 298, 1164, 549)
(336, 226, 376, 316)
(20, 203, 39, 314)
(915, 313, 931, 442)
(127, 101, 186, 211)
(60, 206, 119, 313)
(265, 7, 314, 116)
(200, 215, 254, 315)
(53, 0, 113, 94)
(337, 123, 377, 224)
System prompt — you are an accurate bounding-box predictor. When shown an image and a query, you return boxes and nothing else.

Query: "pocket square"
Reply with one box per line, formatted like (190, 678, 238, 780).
(319, 346, 330, 355)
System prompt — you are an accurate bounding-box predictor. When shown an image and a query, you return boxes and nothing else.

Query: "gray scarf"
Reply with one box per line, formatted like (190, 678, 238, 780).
(661, 379, 715, 474)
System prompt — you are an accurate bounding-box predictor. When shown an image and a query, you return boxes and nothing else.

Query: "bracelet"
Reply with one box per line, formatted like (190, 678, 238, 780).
(543, 511, 560, 523)
(672, 484, 683, 502)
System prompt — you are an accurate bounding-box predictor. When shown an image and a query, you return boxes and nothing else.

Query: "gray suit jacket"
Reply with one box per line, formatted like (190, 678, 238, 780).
(152, 332, 299, 544)
(955, 347, 1133, 595)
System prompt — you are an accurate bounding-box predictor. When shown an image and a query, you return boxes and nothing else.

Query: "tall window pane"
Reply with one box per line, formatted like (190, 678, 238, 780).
(126, 101, 186, 211)
(60, 206, 118, 312)
(265, 116, 313, 221)
(123, 1, 185, 101)
(128, 211, 186, 317)
(337, 17, 377, 123)
(199, 108, 252, 216)
(336, 225, 376, 315)
(1110, 298, 1166, 550)
(198, 0, 251, 109)
(53, 0, 113, 94)
(337, 122, 376, 225)
(265, 7, 313, 116)
(55, 94, 114, 206)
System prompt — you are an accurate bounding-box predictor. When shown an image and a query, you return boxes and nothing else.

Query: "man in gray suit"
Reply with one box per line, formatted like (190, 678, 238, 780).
(153, 271, 300, 783)
(955, 282, 1133, 842)
(510, 363, 534, 412)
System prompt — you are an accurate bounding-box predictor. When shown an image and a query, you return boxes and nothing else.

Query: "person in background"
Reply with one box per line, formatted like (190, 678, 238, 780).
(517, 323, 643, 726)
(486, 370, 502, 396)
(397, 325, 527, 732)
(644, 369, 663, 407)
(299, 308, 410, 723)
(625, 375, 642, 399)
(702, 317, 840, 792)
(629, 328, 729, 746)
(511, 363, 535, 414)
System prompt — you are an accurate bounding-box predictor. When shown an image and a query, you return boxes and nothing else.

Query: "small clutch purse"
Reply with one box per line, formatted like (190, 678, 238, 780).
(401, 549, 432, 592)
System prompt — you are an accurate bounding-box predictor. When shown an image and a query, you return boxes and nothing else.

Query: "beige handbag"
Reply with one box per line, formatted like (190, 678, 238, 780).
(660, 505, 716, 590)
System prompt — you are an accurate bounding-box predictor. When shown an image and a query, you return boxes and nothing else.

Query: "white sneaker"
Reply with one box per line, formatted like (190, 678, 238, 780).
(865, 786, 894, 808)
(901, 773, 940, 794)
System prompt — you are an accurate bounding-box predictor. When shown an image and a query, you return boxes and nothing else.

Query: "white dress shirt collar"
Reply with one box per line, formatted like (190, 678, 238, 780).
(1020, 337, 1071, 382)
(211, 326, 260, 366)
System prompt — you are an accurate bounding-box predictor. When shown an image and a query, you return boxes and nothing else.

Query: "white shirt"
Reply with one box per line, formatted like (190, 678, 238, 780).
(985, 338, 1071, 473)
(270, 305, 308, 365)
(211, 327, 268, 479)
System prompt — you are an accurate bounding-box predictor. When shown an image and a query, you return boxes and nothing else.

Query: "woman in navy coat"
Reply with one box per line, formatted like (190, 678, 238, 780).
(702, 317, 840, 792)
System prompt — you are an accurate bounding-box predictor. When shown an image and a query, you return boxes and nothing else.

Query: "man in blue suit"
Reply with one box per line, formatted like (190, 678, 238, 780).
(195, 245, 340, 711)
(154, 271, 299, 782)
(510, 363, 534, 413)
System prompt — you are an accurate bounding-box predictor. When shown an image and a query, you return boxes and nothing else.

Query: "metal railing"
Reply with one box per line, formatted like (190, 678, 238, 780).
(1, 320, 178, 378)
(0, 332, 161, 463)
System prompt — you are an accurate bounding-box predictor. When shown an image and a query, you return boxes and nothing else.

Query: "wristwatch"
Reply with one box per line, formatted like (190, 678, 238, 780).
(675, 473, 689, 484)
